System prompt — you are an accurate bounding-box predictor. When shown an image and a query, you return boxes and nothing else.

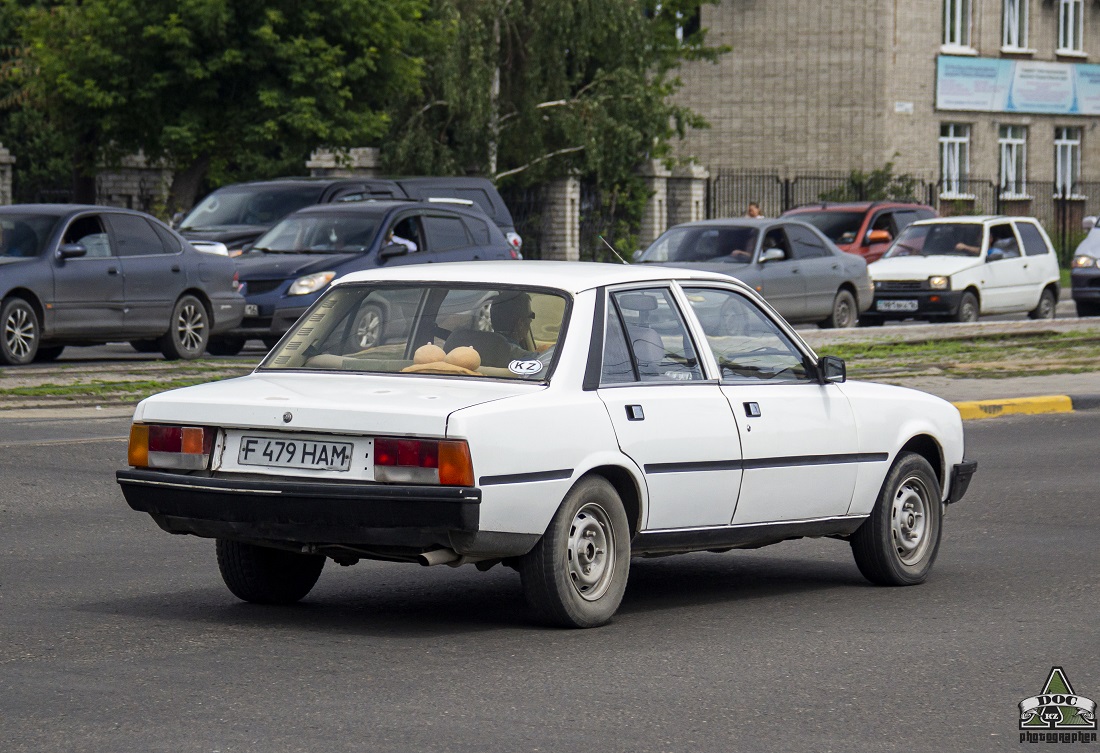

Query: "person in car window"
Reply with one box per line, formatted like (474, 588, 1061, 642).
(384, 228, 417, 252)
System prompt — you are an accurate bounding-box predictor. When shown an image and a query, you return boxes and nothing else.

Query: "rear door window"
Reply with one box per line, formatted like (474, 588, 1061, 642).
(423, 214, 472, 251)
(1015, 222, 1053, 256)
(605, 288, 703, 383)
(108, 214, 171, 256)
(785, 224, 829, 259)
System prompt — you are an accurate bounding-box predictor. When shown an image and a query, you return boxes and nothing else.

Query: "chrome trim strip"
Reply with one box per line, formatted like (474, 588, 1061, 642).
(643, 514, 869, 535)
(119, 477, 283, 495)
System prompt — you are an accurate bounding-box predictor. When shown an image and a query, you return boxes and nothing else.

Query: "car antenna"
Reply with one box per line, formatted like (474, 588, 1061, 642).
(598, 235, 629, 264)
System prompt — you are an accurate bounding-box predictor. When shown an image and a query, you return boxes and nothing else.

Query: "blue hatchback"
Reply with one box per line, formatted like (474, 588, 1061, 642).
(208, 200, 519, 355)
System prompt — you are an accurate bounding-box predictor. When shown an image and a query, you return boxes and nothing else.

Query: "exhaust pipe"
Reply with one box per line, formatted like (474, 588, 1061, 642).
(418, 548, 460, 567)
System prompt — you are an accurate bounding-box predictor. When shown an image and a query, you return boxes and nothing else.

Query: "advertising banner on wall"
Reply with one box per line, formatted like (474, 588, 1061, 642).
(936, 56, 1100, 115)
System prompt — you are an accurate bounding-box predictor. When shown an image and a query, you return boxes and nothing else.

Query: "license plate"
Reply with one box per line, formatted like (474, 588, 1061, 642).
(238, 435, 355, 471)
(876, 299, 919, 312)
(244, 304, 259, 317)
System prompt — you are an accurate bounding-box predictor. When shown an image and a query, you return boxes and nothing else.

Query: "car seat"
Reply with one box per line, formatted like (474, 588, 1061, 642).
(443, 329, 515, 368)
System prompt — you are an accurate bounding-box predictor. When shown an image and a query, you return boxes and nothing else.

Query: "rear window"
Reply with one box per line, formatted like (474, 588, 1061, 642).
(786, 211, 865, 244)
(264, 283, 569, 382)
(1015, 222, 1052, 256)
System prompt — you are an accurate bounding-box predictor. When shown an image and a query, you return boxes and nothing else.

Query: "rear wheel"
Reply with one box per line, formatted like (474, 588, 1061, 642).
(519, 476, 630, 628)
(850, 452, 943, 586)
(207, 336, 246, 356)
(819, 289, 857, 329)
(1, 297, 39, 365)
(159, 294, 209, 360)
(1028, 288, 1056, 320)
(216, 539, 325, 604)
(952, 291, 979, 323)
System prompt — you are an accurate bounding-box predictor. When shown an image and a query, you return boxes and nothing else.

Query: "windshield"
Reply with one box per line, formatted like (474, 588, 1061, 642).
(264, 283, 569, 381)
(787, 211, 865, 244)
(638, 226, 758, 264)
(251, 214, 381, 254)
(179, 185, 325, 230)
(0, 214, 61, 258)
(885, 223, 984, 258)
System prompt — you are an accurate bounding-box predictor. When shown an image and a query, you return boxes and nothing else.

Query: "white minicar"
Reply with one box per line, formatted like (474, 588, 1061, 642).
(866, 216, 1061, 324)
(117, 261, 977, 628)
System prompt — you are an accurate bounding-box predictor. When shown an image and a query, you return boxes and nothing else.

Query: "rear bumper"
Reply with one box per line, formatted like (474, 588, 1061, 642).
(946, 460, 978, 504)
(117, 469, 481, 550)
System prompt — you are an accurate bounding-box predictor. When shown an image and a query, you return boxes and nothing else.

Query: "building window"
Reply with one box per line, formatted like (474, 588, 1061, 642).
(1058, 0, 1084, 54)
(999, 126, 1028, 198)
(1055, 127, 1081, 197)
(944, 0, 972, 48)
(940, 123, 972, 197)
(1003, 0, 1029, 50)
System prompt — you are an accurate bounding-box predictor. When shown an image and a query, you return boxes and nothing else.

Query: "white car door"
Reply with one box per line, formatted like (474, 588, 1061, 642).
(679, 286, 861, 525)
(981, 222, 1032, 313)
(596, 286, 743, 531)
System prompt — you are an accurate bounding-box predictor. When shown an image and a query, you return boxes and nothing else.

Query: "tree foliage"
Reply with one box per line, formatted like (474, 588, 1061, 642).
(10, 0, 430, 210)
(818, 163, 924, 204)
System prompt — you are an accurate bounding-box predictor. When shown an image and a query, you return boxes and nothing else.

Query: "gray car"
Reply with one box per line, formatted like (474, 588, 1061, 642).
(0, 205, 245, 365)
(635, 218, 873, 328)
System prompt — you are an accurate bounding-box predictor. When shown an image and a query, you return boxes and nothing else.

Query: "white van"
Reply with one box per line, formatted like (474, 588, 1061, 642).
(865, 216, 1060, 323)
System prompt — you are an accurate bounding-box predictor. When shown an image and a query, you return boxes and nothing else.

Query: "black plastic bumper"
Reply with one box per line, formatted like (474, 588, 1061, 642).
(946, 460, 978, 504)
(117, 469, 481, 548)
(866, 290, 964, 319)
(1071, 269, 1100, 302)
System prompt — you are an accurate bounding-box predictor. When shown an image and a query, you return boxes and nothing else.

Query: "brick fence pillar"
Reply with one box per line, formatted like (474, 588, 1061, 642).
(638, 160, 672, 246)
(540, 175, 580, 261)
(0, 144, 14, 205)
(306, 147, 383, 177)
(668, 164, 709, 226)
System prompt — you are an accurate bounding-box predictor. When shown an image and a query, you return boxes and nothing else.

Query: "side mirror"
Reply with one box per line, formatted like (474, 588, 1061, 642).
(170, 212, 185, 229)
(631, 249, 644, 262)
(818, 355, 846, 384)
(986, 250, 1004, 263)
(1084, 216, 1097, 232)
(379, 242, 408, 260)
(58, 242, 87, 259)
(760, 248, 785, 263)
(866, 229, 892, 244)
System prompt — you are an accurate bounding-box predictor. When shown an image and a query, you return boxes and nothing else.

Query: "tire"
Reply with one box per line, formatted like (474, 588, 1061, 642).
(818, 289, 858, 329)
(519, 476, 630, 628)
(850, 452, 943, 586)
(206, 336, 246, 356)
(130, 340, 160, 353)
(32, 345, 65, 362)
(951, 291, 979, 323)
(1, 297, 40, 365)
(159, 294, 210, 360)
(1028, 288, 1056, 320)
(216, 539, 325, 605)
(1077, 301, 1100, 317)
(352, 304, 384, 349)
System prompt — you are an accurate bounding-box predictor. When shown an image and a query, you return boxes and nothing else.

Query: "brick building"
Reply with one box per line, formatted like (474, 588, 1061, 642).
(673, 0, 1100, 230)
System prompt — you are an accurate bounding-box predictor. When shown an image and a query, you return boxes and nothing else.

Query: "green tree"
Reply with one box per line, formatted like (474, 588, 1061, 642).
(818, 162, 925, 204)
(13, 0, 430, 212)
(384, 0, 726, 255)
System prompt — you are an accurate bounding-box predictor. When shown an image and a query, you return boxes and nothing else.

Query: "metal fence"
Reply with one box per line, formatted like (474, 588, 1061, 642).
(708, 169, 1098, 264)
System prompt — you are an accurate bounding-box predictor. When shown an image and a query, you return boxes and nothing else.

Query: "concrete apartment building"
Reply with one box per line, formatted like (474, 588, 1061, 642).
(674, 0, 1100, 225)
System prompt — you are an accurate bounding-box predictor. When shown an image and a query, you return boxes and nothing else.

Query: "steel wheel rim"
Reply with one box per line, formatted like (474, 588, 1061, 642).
(835, 296, 853, 327)
(1040, 294, 1055, 319)
(356, 308, 381, 348)
(961, 299, 977, 322)
(4, 306, 35, 359)
(176, 302, 205, 352)
(891, 475, 931, 566)
(567, 502, 616, 601)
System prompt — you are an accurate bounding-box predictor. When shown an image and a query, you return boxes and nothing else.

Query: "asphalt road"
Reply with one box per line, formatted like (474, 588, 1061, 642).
(1, 411, 1097, 753)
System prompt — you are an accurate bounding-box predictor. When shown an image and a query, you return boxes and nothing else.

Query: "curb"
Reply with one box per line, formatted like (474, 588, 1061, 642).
(952, 394, 1100, 420)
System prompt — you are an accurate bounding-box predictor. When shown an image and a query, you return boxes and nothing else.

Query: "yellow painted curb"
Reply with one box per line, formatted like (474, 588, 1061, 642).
(953, 395, 1074, 420)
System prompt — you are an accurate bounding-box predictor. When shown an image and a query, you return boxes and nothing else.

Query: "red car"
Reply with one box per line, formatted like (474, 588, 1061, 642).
(781, 202, 937, 263)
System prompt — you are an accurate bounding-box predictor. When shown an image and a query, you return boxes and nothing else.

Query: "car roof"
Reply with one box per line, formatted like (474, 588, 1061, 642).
(784, 201, 932, 212)
(908, 215, 1034, 227)
(289, 199, 489, 218)
(0, 204, 160, 219)
(335, 260, 756, 296)
(666, 218, 776, 229)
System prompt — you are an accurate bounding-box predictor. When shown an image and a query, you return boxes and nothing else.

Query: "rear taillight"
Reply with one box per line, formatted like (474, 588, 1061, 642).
(374, 438, 474, 486)
(129, 424, 215, 470)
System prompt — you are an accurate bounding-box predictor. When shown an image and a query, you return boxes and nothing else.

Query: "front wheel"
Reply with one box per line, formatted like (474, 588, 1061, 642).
(216, 539, 325, 604)
(160, 294, 210, 360)
(952, 291, 979, 323)
(819, 289, 857, 329)
(1, 297, 40, 365)
(519, 476, 630, 628)
(850, 452, 943, 586)
(1028, 288, 1056, 320)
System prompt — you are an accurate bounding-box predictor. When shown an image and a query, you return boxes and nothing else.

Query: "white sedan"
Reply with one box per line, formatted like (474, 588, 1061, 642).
(117, 261, 977, 628)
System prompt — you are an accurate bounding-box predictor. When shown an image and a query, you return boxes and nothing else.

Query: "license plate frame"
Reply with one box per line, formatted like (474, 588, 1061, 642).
(237, 434, 357, 472)
(876, 299, 919, 313)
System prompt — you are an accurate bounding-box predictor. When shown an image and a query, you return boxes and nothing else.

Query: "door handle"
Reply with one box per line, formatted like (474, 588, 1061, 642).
(743, 401, 761, 418)
(107, 267, 119, 275)
(626, 405, 645, 421)
(171, 265, 181, 273)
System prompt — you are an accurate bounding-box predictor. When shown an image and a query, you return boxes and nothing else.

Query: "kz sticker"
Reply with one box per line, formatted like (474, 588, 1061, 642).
(508, 359, 543, 376)
(1019, 667, 1097, 744)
